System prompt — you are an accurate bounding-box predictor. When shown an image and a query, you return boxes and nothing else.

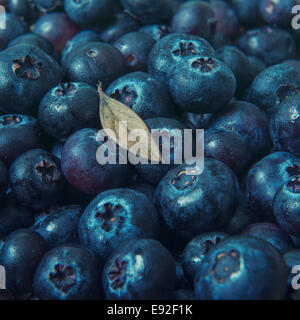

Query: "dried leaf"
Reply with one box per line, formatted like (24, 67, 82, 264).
(98, 83, 161, 163)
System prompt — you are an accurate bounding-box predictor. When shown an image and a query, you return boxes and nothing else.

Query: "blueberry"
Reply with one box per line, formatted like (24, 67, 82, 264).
(216, 46, 252, 92)
(171, 289, 195, 300)
(247, 55, 266, 79)
(102, 238, 176, 299)
(208, 100, 272, 159)
(128, 182, 155, 202)
(226, 0, 262, 27)
(63, 42, 127, 89)
(136, 117, 187, 185)
(147, 33, 215, 85)
(210, 0, 240, 41)
(237, 27, 296, 67)
(259, 0, 296, 28)
(63, 0, 114, 28)
(79, 188, 160, 260)
(171, 1, 216, 40)
(114, 32, 156, 72)
(154, 160, 239, 239)
(169, 56, 236, 114)
(139, 24, 172, 41)
(9, 0, 39, 24)
(204, 128, 250, 175)
(270, 96, 300, 158)
(61, 128, 133, 195)
(120, 0, 174, 24)
(33, 0, 61, 12)
(0, 229, 48, 293)
(182, 112, 213, 130)
(31, 205, 82, 248)
(182, 232, 228, 282)
(106, 72, 174, 120)
(246, 61, 300, 116)
(0, 114, 41, 166)
(194, 236, 288, 299)
(33, 12, 80, 52)
(0, 194, 34, 238)
(0, 289, 14, 300)
(0, 13, 28, 51)
(100, 12, 140, 44)
(247, 152, 300, 219)
(62, 31, 102, 60)
(8, 33, 57, 59)
(0, 44, 62, 114)
(243, 222, 294, 254)
(174, 260, 190, 290)
(9, 149, 66, 210)
(38, 82, 100, 140)
(0, 159, 7, 198)
(33, 244, 103, 300)
(273, 176, 300, 236)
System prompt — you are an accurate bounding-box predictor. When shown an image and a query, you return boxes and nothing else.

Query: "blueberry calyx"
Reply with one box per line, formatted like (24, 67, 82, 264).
(35, 160, 57, 183)
(12, 55, 43, 80)
(108, 258, 129, 290)
(171, 171, 197, 191)
(276, 85, 300, 103)
(55, 83, 77, 97)
(202, 237, 223, 255)
(1, 115, 22, 126)
(191, 57, 217, 72)
(172, 41, 197, 57)
(286, 164, 300, 177)
(211, 250, 240, 283)
(287, 176, 300, 193)
(49, 264, 77, 294)
(95, 203, 126, 234)
(110, 86, 137, 109)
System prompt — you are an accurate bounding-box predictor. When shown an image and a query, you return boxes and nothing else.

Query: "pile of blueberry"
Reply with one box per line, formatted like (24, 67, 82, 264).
(0, 0, 299, 300)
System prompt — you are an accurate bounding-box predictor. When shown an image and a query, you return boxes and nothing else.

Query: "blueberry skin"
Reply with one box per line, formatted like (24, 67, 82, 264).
(273, 176, 300, 236)
(246, 61, 300, 116)
(31, 205, 83, 248)
(154, 160, 239, 238)
(0, 159, 7, 198)
(216, 46, 252, 92)
(61, 128, 133, 195)
(237, 27, 296, 67)
(139, 24, 172, 41)
(171, 290, 195, 300)
(0, 114, 41, 167)
(194, 236, 288, 300)
(0, 229, 48, 294)
(101, 14, 140, 45)
(9, 0, 39, 24)
(63, 0, 114, 28)
(147, 33, 216, 85)
(169, 56, 236, 114)
(0, 44, 62, 114)
(259, 0, 296, 28)
(171, 1, 216, 40)
(0, 13, 28, 51)
(33, 0, 61, 12)
(79, 188, 160, 260)
(128, 182, 155, 202)
(106, 72, 174, 120)
(247, 56, 266, 79)
(182, 232, 228, 282)
(182, 112, 213, 130)
(226, 0, 262, 27)
(33, 244, 103, 300)
(204, 129, 250, 176)
(120, 0, 174, 24)
(246, 152, 300, 219)
(208, 100, 272, 159)
(63, 42, 127, 89)
(210, 0, 240, 41)
(0, 195, 34, 238)
(102, 238, 176, 300)
(243, 223, 294, 254)
(38, 82, 100, 141)
(136, 117, 187, 185)
(8, 33, 56, 59)
(270, 96, 300, 158)
(33, 12, 80, 52)
(9, 149, 66, 210)
(114, 32, 155, 72)
(62, 31, 102, 60)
